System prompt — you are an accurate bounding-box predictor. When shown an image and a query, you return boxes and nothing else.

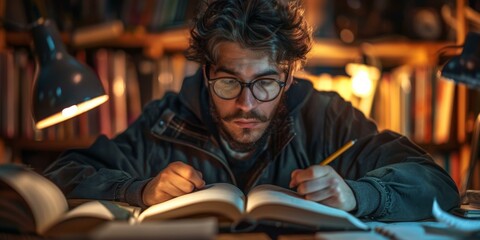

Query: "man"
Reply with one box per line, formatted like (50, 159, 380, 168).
(44, 0, 459, 221)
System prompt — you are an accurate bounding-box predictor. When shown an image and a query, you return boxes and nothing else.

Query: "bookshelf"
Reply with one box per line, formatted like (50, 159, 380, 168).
(5, 29, 453, 64)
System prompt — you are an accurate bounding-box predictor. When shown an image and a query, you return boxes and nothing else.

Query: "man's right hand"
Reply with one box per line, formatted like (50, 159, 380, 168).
(142, 161, 205, 206)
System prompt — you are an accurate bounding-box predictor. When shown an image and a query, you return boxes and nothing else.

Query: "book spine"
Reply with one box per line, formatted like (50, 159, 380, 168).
(5, 50, 17, 138)
(126, 59, 142, 124)
(433, 78, 455, 144)
(0, 51, 6, 137)
(94, 49, 113, 138)
(111, 50, 128, 135)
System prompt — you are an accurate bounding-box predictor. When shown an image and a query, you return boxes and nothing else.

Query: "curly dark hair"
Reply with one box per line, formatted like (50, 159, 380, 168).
(186, 0, 313, 70)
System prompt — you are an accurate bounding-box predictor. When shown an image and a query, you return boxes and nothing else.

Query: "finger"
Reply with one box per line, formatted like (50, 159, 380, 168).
(173, 165, 205, 189)
(320, 195, 344, 207)
(289, 169, 301, 188)
(195, 170, 206, 188)
(155, 189, 175, 203)
(163, 180, 188, 197)
(304, 187, 337, 203)
(169, 173, 198, 193)
(296, 176, 337, 195)
(293, 166, 331, 185)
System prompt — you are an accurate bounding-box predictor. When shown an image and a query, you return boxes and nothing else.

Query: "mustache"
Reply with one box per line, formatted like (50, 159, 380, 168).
(222, 110, 269, 122)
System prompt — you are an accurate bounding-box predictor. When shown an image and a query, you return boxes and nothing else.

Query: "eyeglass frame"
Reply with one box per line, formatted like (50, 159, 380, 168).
(202, 63, 291, 102)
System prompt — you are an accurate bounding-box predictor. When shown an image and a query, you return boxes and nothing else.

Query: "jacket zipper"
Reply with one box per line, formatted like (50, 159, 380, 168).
(150, 131, 238, 185)
(244, 134, 295, 192)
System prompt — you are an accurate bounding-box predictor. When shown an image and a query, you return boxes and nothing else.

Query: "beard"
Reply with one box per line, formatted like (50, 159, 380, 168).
(210, 95, 288, 152)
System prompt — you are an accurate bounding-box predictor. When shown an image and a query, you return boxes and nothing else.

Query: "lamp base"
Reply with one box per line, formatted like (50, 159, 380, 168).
(465, 190, 480, 208)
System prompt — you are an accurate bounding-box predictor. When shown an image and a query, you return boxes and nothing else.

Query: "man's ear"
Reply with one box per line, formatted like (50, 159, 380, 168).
(284, 63, 295, 91)
(202, 64, 209, 87)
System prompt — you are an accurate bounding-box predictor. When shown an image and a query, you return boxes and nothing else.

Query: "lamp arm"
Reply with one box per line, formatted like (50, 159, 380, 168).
(462, 113, 480, 197)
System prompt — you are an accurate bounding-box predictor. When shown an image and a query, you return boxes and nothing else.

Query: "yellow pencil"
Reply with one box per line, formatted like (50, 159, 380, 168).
(320, 139, 357, 166)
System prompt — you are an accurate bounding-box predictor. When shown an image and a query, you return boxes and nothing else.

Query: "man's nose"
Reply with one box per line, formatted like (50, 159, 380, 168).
(235, 87, 258, 112)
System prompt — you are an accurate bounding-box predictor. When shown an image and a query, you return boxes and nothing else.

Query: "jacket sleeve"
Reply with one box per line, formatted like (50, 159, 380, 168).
(316, 92, 460, 221)
(43, 100, 168, 208)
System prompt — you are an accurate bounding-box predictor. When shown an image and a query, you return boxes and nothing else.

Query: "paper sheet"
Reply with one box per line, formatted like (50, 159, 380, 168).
(433, 199, 480, 233)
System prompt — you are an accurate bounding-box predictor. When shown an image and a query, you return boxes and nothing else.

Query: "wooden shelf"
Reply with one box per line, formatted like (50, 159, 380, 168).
(6, 29, 454, 65)
(5, 28, 190, 58)
(307, 40, 456, 67)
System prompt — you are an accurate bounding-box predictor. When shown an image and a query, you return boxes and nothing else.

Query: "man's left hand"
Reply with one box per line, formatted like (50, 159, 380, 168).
(289, 165, 357, 212)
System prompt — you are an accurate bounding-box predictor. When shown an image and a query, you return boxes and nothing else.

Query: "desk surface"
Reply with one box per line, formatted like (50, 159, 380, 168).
(2, 220, 473, 240)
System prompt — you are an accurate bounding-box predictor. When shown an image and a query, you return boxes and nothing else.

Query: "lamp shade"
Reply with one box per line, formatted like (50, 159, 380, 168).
(31, 19, 108, 129)
(440, 31, 480, 89)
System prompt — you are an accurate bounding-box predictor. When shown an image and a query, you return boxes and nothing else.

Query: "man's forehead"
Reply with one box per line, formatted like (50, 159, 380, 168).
(214, 43, 268, 61)
(210, 42, 289, 74)
(211, 62, 281, 76)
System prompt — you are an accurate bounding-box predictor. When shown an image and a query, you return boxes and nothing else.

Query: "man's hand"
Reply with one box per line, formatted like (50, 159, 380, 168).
(289, 165, 357, 212)
(142, 161, 205, 206)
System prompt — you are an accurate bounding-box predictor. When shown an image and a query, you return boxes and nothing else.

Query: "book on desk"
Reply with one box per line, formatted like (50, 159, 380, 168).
(0, 164, 367, 238)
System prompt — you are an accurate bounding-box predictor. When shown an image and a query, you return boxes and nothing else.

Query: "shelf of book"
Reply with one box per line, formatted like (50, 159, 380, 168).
(5, 27, 190, 57)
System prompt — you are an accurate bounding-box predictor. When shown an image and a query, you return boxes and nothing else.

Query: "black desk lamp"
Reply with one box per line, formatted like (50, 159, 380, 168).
(31, 18, 108, 129)
(440, 31, 480, 203)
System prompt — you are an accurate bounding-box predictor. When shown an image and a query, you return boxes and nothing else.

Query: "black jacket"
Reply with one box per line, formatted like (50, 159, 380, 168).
(44, 69, 460, 221)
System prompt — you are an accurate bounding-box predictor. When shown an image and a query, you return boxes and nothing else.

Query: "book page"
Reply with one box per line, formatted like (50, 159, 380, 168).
(0, 164, 68, 235)
(246, 184, 368, 230)
(50, 201, 115, 226)
(42, 201, 132, 238)
(138, 183, 245, 222)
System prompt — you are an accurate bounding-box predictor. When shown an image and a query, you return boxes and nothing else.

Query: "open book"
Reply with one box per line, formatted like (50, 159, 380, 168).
(0, 164, 131, 237)
(136, 182, 368, 231)
(0, 164, 367, 237)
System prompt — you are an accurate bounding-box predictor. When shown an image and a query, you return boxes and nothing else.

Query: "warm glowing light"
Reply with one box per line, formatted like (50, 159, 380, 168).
(35, 95, 109, 129)
(314, 73, 333, 91)
(333, 75, 353, 101)
(340, 29, 355, 43)
(113, 77, 125, 96)
(351, 70, 372, 97)
(346, 63, 380, 98)
(61, 105, 78, 117)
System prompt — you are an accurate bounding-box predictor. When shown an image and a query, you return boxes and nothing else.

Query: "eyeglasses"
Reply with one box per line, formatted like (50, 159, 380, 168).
(204, 66, 289, 102)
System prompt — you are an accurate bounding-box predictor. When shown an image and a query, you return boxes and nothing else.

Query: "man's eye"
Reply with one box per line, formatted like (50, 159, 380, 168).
(257, 79, 276, 87)
(220, 79, 237, 85)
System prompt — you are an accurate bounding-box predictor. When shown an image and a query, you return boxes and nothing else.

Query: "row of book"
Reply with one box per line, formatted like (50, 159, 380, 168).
(0, 47, 188, 142)
(371, 65, 480, 145)
(4, 0, 198, 32)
